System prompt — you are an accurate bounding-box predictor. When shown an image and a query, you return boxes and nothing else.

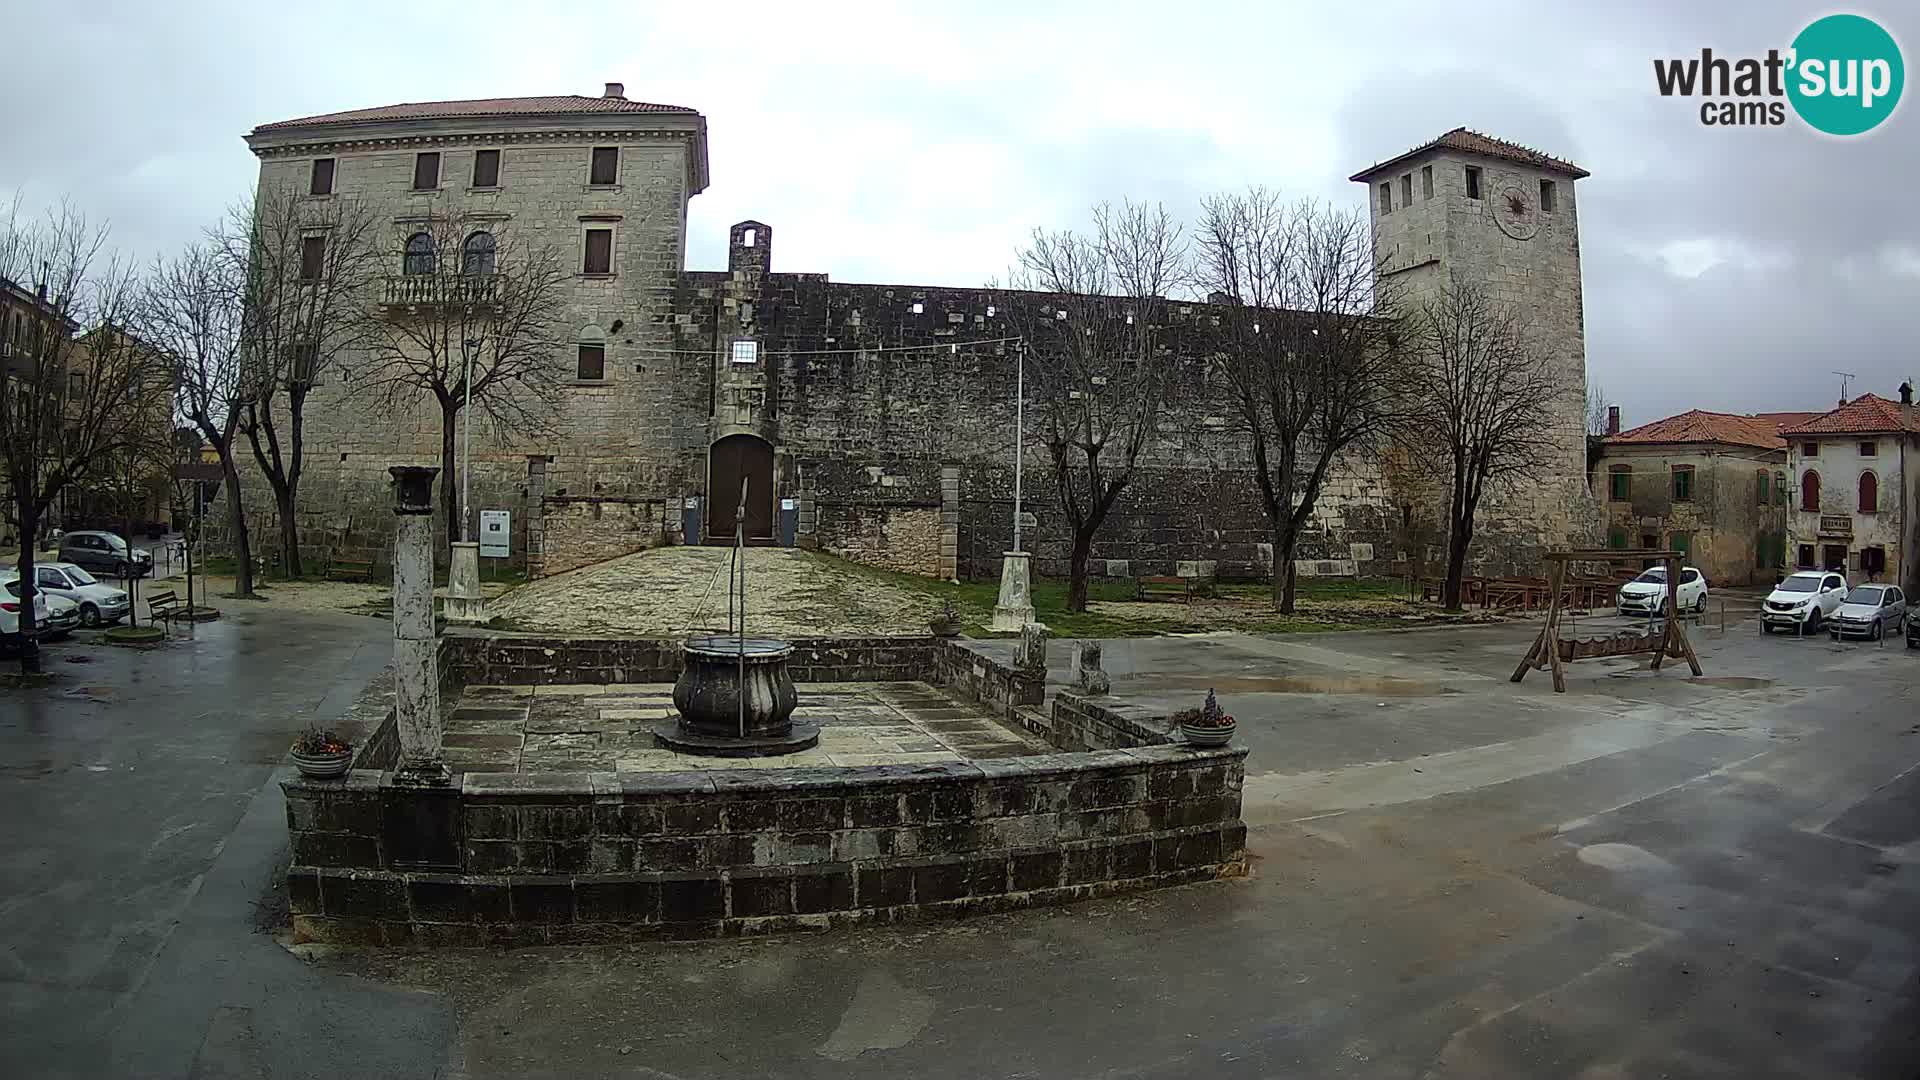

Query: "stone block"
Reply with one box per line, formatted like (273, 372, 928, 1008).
(549, 841, 593, 873)
(636, 838, 702, 871)
(720, 799, 780, 832)
(770, 833, 832, 865)
(660, 873, 725, 922)
(911, 859, 972, 903)
(466, 804, 521, 841)
(777, 798, 845, 833)
(324, 872, 405, 920)
(593, 803, 664, 838)
(521, 806, 594, 842)
(409, 875, 510, 924)
(856, 864, 914, 908)
(662, 802, 722, 836)
(1062, 843, 1110, 886)
(1009, 849, 1063, 892)
(728, 868, 795, 918)
(791, 863, 855, 914)
(575, 876, 662, 923)
(286, 868, 321, 915)
(1110, 838, 1154, 880)
(510, 880, 576, 924)
(831, 829, 894, 862)
(846, 795, 902, 828)
(293, 832, 380, 869)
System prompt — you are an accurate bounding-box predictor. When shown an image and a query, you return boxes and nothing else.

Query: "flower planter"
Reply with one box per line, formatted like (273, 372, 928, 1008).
(1180, 721, 1236, 747)
(290, 749, 353, 779)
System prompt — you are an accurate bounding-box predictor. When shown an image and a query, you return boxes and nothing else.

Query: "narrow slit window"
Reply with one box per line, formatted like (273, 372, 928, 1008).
(1465, 166, 1482, 200)
(309, 158, 335, 196)
(1378, 182, 1392, 214)
(583, 229, 613, 275)
(472, 149, 500, 188)
(300, 235, 326, 282)
(1401, 173, 1413, 207)
(590, 146, 619, 186)
(412, 152, 440, 190)
(1421, 164, 1433, 199)
(1539, 178, 1556, 212)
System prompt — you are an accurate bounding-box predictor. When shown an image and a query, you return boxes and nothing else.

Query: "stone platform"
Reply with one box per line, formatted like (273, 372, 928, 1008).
(441, 682, 1049, 774)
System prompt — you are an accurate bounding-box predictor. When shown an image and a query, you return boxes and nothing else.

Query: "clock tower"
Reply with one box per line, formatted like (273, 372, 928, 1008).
(1351, 128, 1599, 568)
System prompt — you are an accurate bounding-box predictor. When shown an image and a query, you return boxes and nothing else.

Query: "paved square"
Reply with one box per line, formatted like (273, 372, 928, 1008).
(443, 681, 1050, 772)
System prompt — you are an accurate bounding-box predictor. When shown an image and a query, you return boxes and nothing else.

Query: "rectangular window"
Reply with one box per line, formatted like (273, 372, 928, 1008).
(309, 158, 335, 196)
(1671, 465, 1694, 501)
(1539, 178, 1556, 212)
(1670, 531, 1691, 556)
(582, 228, 613, 275)
(68, 371, 83, 396)
(472, 149, 500, 188)
(1421, 165, 1433, 199)
(1401, 173, 1413, 207)
(1755, 470, 1769, 506)
(1465, 166, 1482, 200)
(1798, 544, 1815, 568)
(412, 152, 440, 190)
(576, 344, 605, 381)
(590, 146, 619, 186)
(1378, 183, 1392, 214)
(299, 235, 326, 282)
(1801, 441, 1818, 457)
(1608, 467, 1631, 502)
(1859, 440, 1877, 457)
(730, 340, 758, 365)
(1607, 527, 1626, 549)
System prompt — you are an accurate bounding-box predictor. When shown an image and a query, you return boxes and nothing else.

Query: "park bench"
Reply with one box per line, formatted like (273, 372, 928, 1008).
(145, 589, 182, 626)
(1136, 575, 1191, 603)
(326, 558, 376, 583)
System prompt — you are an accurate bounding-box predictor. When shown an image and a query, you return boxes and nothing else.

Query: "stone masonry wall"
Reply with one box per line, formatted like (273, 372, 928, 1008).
(1596, 443, 1787, 585)
(815, 502, 943, 577)
(538, 496, 669, 577)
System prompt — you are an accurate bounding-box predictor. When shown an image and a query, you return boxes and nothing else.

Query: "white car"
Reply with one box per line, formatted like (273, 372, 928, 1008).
(1829, 584, 1907, 642)
(24, 561, 130, 627)
(1, 575, 76, 641)
(1761, 570, 1849, 634)
(1617, 565, 1709, 617)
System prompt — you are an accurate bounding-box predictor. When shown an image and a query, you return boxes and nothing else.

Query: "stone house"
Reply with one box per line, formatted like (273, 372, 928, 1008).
(1781, 387, 1919, 587)
(1595, 409, 1795, 585)
(240, 91, 1601, 582)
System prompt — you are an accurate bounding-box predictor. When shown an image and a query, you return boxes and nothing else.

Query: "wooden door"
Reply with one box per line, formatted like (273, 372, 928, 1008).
(708, 434, 774, 540)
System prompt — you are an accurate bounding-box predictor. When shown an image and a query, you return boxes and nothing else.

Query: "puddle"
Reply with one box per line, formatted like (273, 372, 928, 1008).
(1136, 674, 1441, 696)
(1686, 676, 1774, 690)
(63, 685, 113, 700)
(1578, 842, 1674, 873)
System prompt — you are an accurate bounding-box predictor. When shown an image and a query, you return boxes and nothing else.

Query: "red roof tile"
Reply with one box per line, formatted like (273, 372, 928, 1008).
(254, 95, 697, 133)
(1749, 411, 1824, 430)
(1350, 127, 1589, 181)
(1779, 393, 1920, 436)
(1604, 410, 1789, 451)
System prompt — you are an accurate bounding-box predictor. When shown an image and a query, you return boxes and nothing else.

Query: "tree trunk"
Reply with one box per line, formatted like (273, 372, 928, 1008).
(14, 496, 41, 675)
(1066, 533, 1093, 613)
(275, 486, 302, 578)
(222, 454, 256, 598)
(1269, 521, 1301, 613)
(440, 402, 460, 554)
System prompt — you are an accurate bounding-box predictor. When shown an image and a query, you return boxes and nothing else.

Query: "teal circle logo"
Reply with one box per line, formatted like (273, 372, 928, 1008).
(1788, 14, 1904, 135)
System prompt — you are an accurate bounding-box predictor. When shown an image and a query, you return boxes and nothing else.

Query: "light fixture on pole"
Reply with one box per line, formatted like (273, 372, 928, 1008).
(991, 337, 1036, 631)
(460, 336, 479, 542)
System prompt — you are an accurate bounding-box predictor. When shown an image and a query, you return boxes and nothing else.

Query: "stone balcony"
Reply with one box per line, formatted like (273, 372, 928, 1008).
(380, 273, 505, 308)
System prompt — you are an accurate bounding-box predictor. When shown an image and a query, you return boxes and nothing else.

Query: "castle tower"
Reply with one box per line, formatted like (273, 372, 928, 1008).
(1351, 128, 1599, 566)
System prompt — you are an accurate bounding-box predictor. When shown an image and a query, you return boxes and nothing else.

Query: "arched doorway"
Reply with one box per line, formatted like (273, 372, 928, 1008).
(707, 434, 775, 540)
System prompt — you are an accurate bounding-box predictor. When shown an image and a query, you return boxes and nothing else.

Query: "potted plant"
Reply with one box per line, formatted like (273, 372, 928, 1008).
(1179, 689, 1237, 747)
(290, 725, 353, 779)
(928, 599, 964, 638)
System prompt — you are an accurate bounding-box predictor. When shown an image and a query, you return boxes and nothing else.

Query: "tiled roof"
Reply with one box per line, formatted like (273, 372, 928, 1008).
(1750, 411, 1824, 430)
(1604, 410, 1789, 451)
(254, 95, 697, 133)
(1780, 393, 1920, 436)
(1349, 127, 1590, 181)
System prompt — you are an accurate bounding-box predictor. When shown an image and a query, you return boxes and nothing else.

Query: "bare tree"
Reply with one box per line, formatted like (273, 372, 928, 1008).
(1586, 381, 1614, 437)
(1402, 271, 1573, 610)
(225, 185, 384, 577)
(357, 206, 571, 545)
(1000, 201, 1186, 612)
(141, 240, 258, 598)
(0, 199, 159, 672)
(1197, 190, 1408, 612)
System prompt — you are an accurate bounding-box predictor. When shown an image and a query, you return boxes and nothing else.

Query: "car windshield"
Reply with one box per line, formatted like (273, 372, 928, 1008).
(1846, 586, 1885, 604)
(1632, 568, 1667, 584)
(1777, 577, 1821, 593)
(64, 566, 98, 586)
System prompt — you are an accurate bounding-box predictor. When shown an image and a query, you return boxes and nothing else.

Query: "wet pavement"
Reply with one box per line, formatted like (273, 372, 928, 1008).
(4, 607, 1918, 1077)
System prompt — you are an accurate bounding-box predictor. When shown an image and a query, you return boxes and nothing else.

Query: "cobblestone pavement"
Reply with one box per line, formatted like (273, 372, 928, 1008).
(443, 681, 1049, 772)
(488, 547, 941, 637)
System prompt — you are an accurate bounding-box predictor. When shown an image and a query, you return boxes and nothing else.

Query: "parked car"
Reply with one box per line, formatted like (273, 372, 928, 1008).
(1761, 570, 1849, 633)
(1, 575, 75, 641)
(1830, 584, 1907, 642)
(1617, 565, 1709, 617)
(22, 562, 130, 628)
(1909, 609, 1920, 650)
(56, 530, 153, 579)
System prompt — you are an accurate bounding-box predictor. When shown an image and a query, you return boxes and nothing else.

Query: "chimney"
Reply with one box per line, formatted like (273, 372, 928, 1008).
(1901, 380, 1914, 407)
(602, 82, 625, 100)
(1606, 405, 1620, 435)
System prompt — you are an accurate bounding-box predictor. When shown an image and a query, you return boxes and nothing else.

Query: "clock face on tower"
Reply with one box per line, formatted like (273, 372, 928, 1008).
(1493, 183, 1540, 240)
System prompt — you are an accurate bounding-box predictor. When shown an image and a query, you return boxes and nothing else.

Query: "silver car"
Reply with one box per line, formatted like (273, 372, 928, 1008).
(1830, 584, 1907, 642)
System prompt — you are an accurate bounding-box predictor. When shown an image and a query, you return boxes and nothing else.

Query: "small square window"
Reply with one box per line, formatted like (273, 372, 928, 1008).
(1539, 179, 1556, 212)
(576, 344, 605, 381)
(1421, 165, 1433, 199)
(911, 302, 924, 314)
(309, 158, 335, 196)
(1859, 440, 1877, 457)
(1378, 182, 1392, 214)
(583, 229, 613, 275)
(731, 340, 758, 365)
(590, 146, 619, 186)
(1801, 441, 1819, 457)
(1401, 173, 1412, 206)
(1465, 166, 1482, 200)
(472, 149, 500, 188)
(300, 235, 326, 282)
(413, 152, 440, 191)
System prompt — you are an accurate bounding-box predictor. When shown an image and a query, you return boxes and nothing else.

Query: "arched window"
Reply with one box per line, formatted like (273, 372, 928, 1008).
(402, 232, 435, 276)
(575, 324, 607, 381)
(1859, 471, 1878, 513)
(1800, 469, 1821, 512)
(461, 231, 496, 276)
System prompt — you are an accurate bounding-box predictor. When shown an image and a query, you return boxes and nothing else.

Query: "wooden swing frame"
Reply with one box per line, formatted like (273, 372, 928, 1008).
(1510, 549, 1703, 693)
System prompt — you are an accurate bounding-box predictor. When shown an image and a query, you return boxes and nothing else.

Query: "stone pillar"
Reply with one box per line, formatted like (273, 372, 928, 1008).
(389, 466, 448, 787)
(795, 485, 818, 551)
(1071, 640, 1110, 696)
(939, 465, 961, 581)
(445, 541, 485, 624)
(1010, 622, 1049, 709)
(991, 551, 1035, 631)
(525, 456, 549, 580)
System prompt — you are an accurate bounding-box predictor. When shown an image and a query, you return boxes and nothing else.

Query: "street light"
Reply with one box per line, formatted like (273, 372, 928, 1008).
(460, 337, 479, 542)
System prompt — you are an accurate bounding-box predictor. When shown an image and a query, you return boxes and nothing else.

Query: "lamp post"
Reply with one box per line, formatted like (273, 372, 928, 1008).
(460, 336, 479, 542)
(991, 339, 1036, 631)
(445, 337, 487, 624)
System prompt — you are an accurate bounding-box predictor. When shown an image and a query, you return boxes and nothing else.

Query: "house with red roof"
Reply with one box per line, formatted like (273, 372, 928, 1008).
(1781, 385, 1919, 587)
(1596, 408, 1794, 585)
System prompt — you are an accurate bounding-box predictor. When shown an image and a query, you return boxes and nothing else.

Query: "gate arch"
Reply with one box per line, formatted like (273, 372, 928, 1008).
(707, 434, 775, 540)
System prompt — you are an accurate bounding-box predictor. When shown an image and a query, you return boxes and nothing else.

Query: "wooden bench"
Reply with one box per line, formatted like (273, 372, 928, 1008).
(145, 589, 182, 626)
(325, 558, 376, 583)
(1136, 575, 1191, 603)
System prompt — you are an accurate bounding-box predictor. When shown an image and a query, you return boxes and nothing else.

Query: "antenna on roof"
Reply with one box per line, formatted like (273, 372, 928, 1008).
(1831, 370, 1856, 406)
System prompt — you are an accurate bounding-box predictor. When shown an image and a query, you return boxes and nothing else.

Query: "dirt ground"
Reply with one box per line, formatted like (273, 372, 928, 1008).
(490, 547, 943, 636)
(142, 570, 516, 617)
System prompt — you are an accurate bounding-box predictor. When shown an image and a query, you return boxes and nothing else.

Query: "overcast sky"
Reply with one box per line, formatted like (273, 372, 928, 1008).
(3, 1, 1913, 424)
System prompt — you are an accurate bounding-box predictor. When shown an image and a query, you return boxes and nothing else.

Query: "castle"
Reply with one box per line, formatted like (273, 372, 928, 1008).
(241, 85, 1598, 580)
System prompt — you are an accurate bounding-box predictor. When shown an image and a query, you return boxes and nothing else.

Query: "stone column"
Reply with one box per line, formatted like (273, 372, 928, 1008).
(445, 541, 486, 624)
(389, 466, 448, 787)
(939, 465, 961, 581)
(991, 551, 1035, 631)
(525, 456, 549, 580)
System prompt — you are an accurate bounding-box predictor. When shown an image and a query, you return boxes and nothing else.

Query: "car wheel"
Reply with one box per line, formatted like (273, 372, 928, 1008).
(113, 560, 129, 578)
(1870, 620, 1883, 641)
(1695, 593, 1709, 614)
(79, 603, 100, 628)
(1807, 609, 1822, 632)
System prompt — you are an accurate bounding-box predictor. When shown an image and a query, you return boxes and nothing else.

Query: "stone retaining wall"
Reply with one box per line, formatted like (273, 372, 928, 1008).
(284, 745, 1246, 944)
(537, 496, 670, 578)
(441, 630, 935, 686)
